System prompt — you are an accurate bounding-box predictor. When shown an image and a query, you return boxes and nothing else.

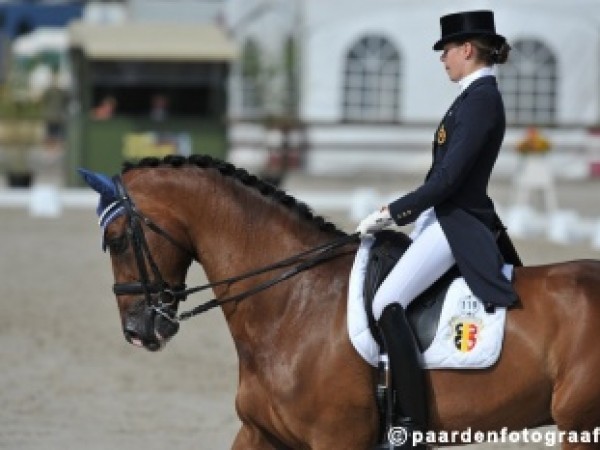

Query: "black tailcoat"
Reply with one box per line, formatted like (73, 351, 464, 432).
(388, 76, 519, 308)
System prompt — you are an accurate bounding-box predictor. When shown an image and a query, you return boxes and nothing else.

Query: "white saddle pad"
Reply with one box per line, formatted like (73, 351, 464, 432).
(348, 237, 511, 369)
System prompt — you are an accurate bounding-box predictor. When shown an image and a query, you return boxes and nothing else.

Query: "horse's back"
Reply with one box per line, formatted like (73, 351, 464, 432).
(512, 259, 600, 340)
(514, 259, 600, 305)
(512, 259, 600, 434)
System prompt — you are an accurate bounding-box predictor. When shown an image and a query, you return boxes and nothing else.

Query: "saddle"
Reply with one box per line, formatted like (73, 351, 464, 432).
(363, 230, 460, 352)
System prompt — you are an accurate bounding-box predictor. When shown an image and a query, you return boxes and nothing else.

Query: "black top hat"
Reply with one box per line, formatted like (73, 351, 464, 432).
(433, 10, 506, 51)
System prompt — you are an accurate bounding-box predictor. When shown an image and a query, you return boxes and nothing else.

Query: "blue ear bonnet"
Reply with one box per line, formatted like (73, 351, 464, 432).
(77, 168, 118, 214)
(77, 168, 126, 249)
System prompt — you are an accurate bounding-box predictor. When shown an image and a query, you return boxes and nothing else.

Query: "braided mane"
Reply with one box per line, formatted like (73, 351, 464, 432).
(122, 155, 346, 236)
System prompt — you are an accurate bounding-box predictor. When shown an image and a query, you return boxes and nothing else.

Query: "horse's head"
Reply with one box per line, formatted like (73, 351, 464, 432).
(79, 168, 193, 351)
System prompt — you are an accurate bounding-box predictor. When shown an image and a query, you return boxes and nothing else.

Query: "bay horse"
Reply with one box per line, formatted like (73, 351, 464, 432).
(83, 155, 600, 449)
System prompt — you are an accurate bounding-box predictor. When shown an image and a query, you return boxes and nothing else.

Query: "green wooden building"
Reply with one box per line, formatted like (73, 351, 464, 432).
(66, 22, 236, 185)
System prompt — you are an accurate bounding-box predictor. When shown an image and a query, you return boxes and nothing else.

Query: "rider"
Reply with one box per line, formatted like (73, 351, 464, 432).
(356, 10, 522, 445)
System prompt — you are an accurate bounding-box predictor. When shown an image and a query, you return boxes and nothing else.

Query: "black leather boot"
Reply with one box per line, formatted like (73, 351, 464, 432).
(377, 303, 427, 449)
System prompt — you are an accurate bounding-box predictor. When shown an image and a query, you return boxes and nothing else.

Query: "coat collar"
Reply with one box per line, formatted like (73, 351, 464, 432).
(460, 75, 497, 99)
(459, 66, 495, 92)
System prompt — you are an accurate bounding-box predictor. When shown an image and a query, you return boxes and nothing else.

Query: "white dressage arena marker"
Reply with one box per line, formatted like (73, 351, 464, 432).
(512, 155, 558, 215)
(591, 220, 600, 250)
(29, 184, 62, 218)
(547, 210, 580, 244)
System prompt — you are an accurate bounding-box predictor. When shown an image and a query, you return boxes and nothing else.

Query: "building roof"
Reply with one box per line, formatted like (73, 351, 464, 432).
(68, 21, 237, 61)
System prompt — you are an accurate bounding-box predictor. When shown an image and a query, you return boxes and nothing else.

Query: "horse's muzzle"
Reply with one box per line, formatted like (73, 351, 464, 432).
(123, 300, 180, 351)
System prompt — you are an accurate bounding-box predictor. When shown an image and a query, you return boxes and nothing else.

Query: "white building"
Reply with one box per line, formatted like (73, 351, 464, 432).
(128, 0, 224, 23)
(225, 0, 600, 177)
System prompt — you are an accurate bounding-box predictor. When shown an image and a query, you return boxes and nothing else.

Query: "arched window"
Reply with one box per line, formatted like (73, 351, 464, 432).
(497, 39, 557, 125)
(343, 35, 401, 122)
(241, 39, 263, 116)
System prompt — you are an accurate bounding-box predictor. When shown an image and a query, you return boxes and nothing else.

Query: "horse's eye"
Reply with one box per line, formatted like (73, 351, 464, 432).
(106, 234, 128, 255)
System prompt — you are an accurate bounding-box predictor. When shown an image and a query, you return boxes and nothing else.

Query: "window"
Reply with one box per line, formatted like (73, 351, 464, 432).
(90, 61, 227, 117)
(241, 39, 263, 117)
(498, 39, 557, 125)
(343, 35, 401, 122)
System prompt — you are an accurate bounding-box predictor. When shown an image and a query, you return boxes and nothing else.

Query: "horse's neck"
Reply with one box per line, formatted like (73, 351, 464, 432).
(129, 165, 344, 350)
(171, 169, 344, 353)
(180, 169, 329, 296)
(155, 167, 354, 374)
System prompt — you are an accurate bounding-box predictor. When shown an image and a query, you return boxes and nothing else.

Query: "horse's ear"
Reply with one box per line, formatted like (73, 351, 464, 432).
(78, 168, 115, 196)
(77, 168, 118, 214)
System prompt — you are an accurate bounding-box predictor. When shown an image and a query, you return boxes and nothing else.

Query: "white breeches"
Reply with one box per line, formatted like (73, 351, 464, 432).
(372, 208, 456, 320)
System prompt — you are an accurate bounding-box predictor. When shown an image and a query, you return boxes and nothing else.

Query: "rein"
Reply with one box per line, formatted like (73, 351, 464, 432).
(110, 175, 359, 323)
(177, 233, 358, 320)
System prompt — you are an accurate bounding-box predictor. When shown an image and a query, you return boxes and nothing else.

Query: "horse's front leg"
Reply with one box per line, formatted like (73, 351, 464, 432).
(231, 423, 286, 450)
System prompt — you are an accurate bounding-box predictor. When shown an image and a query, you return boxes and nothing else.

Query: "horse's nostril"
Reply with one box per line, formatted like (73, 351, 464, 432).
(123, 326, 161, 351)
(124, 327, 141, 344)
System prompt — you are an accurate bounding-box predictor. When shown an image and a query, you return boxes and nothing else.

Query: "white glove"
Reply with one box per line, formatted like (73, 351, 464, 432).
(356, 208, 393, 236)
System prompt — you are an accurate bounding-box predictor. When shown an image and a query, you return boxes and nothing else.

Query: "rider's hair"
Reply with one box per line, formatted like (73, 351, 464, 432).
(469, 36, 511, 65)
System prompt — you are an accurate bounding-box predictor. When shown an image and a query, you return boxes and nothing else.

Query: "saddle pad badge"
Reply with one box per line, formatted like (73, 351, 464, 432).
(449, 296, 482, 353)
(450, 318, 482, 352)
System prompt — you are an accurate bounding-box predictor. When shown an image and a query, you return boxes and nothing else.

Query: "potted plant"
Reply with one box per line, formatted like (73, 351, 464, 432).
(0, 96, 42, 188)
(5, 148, 33, 187)
(516, 126, 551, 156)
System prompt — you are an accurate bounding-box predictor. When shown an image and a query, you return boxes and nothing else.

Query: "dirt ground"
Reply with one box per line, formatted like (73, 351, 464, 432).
(2, 173, 600, 450)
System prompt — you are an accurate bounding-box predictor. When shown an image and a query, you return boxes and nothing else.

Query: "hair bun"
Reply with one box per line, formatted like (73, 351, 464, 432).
(494, 42, 511, 64)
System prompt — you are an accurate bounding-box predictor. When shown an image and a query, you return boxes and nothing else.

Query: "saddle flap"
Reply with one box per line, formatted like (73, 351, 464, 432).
(363, 231, 411, 346)
(406, 266, 460, 352)
(363, 230, 458, 352)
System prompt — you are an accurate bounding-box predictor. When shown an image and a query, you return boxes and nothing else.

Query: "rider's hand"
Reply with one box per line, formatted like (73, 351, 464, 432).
(356, 207, 393, 236)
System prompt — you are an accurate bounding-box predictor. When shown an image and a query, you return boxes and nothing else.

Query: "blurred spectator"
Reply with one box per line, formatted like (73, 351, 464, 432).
(92, 96, 117, 120)
(40, 72, 69, 151)
(150, 93, 169, 121)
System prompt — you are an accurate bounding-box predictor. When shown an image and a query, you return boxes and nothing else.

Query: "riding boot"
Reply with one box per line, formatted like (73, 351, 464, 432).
(378, 303, 427, 449)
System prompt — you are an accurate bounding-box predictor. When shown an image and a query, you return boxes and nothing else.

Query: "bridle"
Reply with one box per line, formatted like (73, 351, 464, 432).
(109, 175, 359, 324)
(111, 175, 191, 324)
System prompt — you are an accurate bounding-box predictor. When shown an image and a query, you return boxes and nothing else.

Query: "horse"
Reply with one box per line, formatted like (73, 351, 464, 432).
(81, 154, 600, 449)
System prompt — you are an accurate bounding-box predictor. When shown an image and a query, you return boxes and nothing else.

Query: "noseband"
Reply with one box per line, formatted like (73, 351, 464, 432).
(108, 175, 360, 323)
(111, 176, 192, 323)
